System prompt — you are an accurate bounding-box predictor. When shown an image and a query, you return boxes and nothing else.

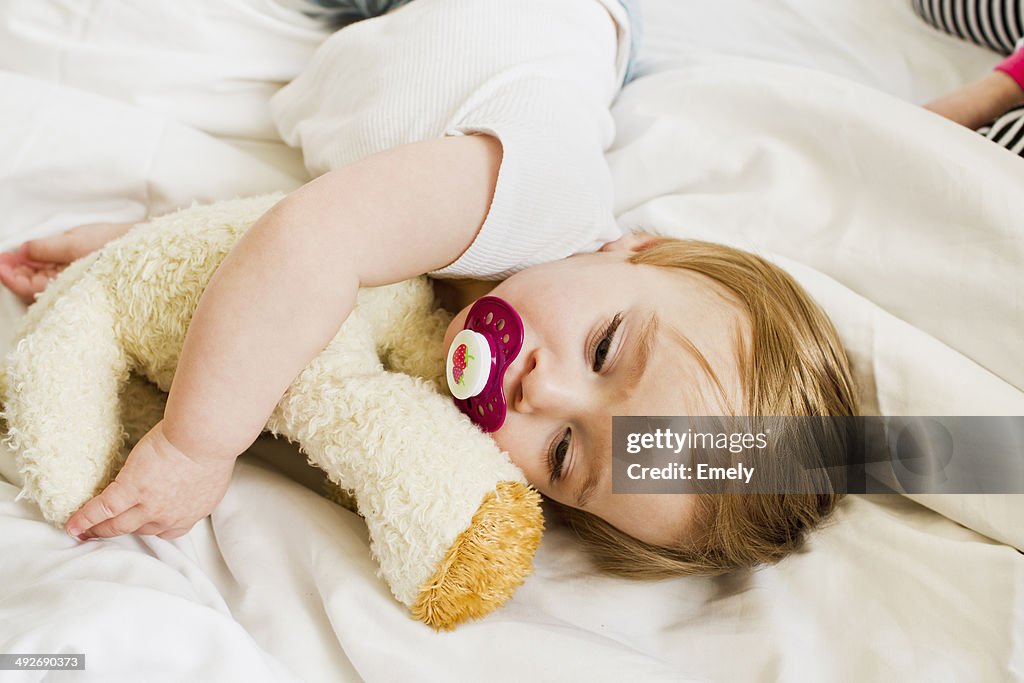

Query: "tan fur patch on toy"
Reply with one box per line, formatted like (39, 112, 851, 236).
(322, 479, 361, 515)
(411, 481, 544, 630)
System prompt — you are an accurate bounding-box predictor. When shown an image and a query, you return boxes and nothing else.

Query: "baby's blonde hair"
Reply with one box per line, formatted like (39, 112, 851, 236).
(553, 237, 860, 578)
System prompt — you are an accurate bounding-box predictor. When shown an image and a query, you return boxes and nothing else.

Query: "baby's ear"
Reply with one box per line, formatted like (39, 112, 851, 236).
(599, 232, 660, 254)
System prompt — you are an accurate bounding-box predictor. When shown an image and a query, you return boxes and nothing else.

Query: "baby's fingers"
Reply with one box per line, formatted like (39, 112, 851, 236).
(157, 528, 191, 540)
(81, 505, 148, 539)
(131, 524, 189, 539)
(25, 222, 134, 264)
(66, 479, 141, 539)
(23, 231, 85, 265)
(0, 254, 66, 303)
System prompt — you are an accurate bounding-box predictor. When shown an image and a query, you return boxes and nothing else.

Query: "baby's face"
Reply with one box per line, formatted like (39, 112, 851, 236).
(443, 237, 750, 547)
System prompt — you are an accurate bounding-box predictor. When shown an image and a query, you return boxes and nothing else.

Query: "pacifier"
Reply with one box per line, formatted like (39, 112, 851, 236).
(446, 296, 525, 432)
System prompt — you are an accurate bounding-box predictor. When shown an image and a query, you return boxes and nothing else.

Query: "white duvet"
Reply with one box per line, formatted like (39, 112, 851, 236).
(0, 1, 1021, 681)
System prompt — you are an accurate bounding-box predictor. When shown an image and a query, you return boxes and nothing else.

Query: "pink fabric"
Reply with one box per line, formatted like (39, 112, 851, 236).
(995, 49, 1024, 91)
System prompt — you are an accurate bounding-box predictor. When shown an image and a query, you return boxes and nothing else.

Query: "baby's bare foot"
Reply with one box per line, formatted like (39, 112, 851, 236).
(0, 222, 134, 304)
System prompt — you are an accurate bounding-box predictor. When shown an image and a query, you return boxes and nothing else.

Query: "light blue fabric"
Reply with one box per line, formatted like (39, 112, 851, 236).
(302, 0, 642, 83)
(617, 0, 641, 83)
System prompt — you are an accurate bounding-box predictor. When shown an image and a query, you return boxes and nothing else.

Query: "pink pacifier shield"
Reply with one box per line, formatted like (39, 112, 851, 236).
(446, 296, 524, 432)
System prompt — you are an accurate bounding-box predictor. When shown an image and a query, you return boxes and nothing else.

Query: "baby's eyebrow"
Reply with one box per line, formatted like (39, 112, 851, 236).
(624, 311, 659, 394)
(574, 312, 659, 508)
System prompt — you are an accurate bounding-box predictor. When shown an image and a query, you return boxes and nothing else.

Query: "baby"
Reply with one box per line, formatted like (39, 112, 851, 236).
(0, 181, 860, 577)
(0, 0, 858, 577)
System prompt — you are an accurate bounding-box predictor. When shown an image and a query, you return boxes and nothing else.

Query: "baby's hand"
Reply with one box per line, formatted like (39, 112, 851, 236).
(65, 420, 236, 541)
(0, 243, 66, 304)
(0, 222, 134, 304)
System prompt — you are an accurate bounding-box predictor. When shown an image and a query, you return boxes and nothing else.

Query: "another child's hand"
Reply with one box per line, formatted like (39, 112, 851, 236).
(64, 420, 236, 541)
(924, 71, 1024, 130)
(0, 221, 134, 304)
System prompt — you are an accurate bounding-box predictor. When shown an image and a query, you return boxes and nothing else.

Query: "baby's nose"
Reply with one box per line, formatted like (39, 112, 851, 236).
(513, 350, 583, 416)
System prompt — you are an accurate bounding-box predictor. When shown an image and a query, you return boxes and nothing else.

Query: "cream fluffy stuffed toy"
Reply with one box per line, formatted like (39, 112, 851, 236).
(1, 195, 543, 630)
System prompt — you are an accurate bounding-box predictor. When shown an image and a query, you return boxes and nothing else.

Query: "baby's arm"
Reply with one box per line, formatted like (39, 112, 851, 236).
(67, 134, 501, 540)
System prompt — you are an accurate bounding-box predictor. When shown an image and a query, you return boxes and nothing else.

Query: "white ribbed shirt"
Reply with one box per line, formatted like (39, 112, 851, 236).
(271, 0, 631, 279)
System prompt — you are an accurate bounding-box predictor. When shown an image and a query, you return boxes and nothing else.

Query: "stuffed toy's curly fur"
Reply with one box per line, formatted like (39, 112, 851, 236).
(1, 195, 543, 629)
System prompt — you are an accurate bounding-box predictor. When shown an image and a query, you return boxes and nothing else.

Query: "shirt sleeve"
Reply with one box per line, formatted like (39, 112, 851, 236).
(270, 0, 631, 280)
(431, 74, 624, 280)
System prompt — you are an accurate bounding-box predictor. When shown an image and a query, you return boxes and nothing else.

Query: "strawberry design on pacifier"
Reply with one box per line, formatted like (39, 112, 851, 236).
(446, 296, 524, 432)
(451, 343, 472, 386)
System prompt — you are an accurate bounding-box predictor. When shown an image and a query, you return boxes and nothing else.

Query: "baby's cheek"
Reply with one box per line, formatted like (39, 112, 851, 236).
(491, 428, 535, 479)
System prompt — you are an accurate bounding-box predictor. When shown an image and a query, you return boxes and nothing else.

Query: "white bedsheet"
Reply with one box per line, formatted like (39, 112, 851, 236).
(0, 1, 1021, 681)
